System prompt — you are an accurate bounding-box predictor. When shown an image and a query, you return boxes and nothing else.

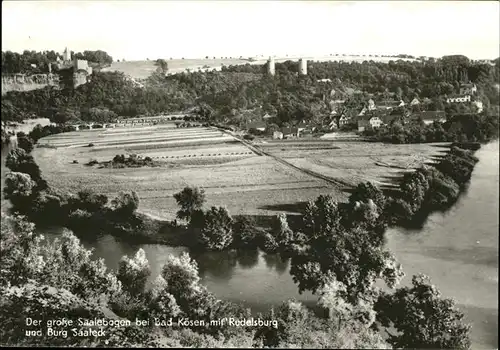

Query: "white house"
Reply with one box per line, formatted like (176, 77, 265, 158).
(459, 83, 477, 95)
(357, 115, 383, 132)
(273, 131, 284, 139)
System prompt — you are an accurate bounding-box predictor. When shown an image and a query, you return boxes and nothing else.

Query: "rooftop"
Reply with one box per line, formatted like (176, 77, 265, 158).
(412, 111, 446, 120)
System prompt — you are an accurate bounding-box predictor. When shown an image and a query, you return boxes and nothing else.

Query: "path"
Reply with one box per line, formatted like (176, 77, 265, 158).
(218, 128, 353, 189)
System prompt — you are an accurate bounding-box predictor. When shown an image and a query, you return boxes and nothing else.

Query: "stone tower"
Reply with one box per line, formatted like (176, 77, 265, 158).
(63, 47, 71, 62)
(267, 56, 275, 76)
(299, 58, 307, 76)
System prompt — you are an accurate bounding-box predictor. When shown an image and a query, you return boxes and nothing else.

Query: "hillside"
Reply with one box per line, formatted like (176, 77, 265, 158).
(102, 55, 416, 80)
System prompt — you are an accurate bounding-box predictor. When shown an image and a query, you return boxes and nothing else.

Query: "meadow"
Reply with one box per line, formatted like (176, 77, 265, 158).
(33, 124, 445, 221)
(258, 140, 449, 188)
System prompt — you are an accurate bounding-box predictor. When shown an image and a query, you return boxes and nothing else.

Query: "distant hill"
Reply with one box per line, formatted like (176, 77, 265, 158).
(102, 55, 416, 80)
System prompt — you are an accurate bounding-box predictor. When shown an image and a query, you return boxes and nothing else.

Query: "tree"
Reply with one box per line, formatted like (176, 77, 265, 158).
(5, 148, 43, 183)
(3, 172, 37, 211)
(291, 194, 404, 302)
(111, 191, 139, 217)
(232, 216, 258, 249)
(375, 274, 471, 349)
(155, 59, 169, 74)
(173, 187, 206, 222)
(69, 188, 108, 214)
(147, 275, 181, 319)
(254, 299, 388, 349)
(302, 195, 342, 239)
(348, 182, 386, 210)
(198, 206, 233, 250)
(17, 136, 34, 153)
(117, 249, 151, 296)
(272, 213, 293, 249)
(160, 252, 217, 318)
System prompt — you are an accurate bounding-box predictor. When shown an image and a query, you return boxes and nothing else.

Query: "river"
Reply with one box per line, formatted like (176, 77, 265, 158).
(1, 133, 498, 348)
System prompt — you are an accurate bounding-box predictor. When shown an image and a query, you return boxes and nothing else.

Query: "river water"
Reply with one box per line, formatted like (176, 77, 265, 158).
(1, 133, 498, 348)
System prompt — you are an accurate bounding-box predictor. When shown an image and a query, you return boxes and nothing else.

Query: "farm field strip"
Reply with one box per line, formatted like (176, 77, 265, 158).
(93, 182, 326, 198)
(40, 134, 234, 149)
(96, 137, 236, 150)
(39, 128, 226, 146)
(41, 126, 220, 139)
(74, 133, 229, 147)
(123, 140, 242, 152)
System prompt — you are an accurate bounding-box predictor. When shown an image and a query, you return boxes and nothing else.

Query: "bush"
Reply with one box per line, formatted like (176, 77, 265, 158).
(86, 159, 99, 166)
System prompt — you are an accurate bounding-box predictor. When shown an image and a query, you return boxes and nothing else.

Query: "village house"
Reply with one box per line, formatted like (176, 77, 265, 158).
(376, 100, 405, 110)
(410, 97, 421, 106)
(328, 120, 338, 130)
(358, 107, 367, 117)
(281, 127, 300, 139)
(262, 113, 273, 120)
(273, 131, 284, 139)
(459, 83, 477, 95)
(380, 113, 402, 126)
(295, 121, 308, 132)
(338, 114, 352, 127)
(247, 121, 267, 132)
(357, 115, 383, 132)
(411, 111, 447, 125)
(367, 99, 377, 111)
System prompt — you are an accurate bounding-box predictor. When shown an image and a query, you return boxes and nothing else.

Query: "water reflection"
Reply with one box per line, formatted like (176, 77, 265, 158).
(263, 253, 290, 275)
(236, 249, 260, 269)
(193, 249, 238, 281)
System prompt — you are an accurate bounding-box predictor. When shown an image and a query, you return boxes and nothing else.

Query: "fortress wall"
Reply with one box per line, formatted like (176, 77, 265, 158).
(1, 73, 60, 94)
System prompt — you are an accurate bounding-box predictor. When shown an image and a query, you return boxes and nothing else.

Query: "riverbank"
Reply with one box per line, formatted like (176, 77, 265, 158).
(386, 140, 499, 349)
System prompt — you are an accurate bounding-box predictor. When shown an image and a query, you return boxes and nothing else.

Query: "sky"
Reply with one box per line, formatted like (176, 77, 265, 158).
(2, 1, 499, 61)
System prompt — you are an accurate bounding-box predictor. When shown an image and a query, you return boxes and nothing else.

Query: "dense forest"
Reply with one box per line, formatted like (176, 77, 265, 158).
(2, 55, 499, 130)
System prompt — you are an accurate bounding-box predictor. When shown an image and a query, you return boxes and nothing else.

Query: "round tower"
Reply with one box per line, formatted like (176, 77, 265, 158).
(267, 56, 275, 76)
(299, 58, 307, 76)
